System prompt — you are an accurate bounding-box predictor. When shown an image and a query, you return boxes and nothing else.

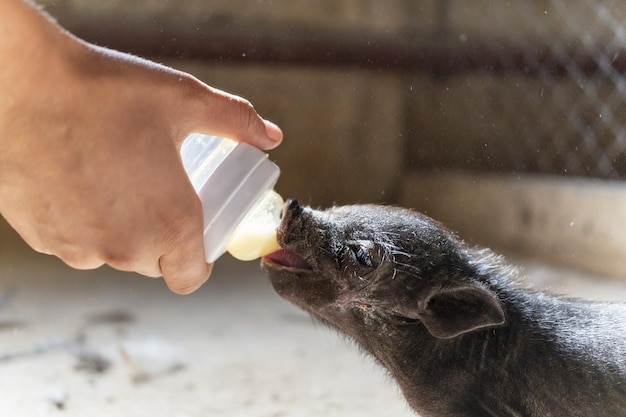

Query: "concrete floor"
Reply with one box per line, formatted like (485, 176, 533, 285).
(1, 231, 625, 417)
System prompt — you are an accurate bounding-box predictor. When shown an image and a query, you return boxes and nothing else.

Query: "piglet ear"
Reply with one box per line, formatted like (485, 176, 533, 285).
(418, 285, 506, 339)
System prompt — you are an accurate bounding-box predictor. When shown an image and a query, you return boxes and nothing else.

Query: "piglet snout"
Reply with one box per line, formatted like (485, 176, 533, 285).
(277, 199, 301, 240)
(283, 199, 302, 219)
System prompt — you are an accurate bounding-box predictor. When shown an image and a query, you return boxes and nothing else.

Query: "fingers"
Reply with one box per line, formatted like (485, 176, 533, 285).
(160, 246, 213, 295)
(203, 88, 283, 149)
(262, 119, 284, 149)
(99, 217, 212, 294)
(155, 193, 213, 294)
(57, 242, 211, 295)
(65, 229, 212, 295)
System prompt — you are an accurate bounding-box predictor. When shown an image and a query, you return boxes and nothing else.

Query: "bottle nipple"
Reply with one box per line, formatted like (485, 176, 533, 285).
(226, 189, 284, 261)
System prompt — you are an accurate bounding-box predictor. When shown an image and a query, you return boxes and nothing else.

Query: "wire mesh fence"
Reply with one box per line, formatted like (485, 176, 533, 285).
(408, 0, 626, 179)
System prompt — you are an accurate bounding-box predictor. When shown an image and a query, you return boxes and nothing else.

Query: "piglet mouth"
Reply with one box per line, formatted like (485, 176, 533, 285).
(262, 249, 312, 272)
(261, 199, 313, 272)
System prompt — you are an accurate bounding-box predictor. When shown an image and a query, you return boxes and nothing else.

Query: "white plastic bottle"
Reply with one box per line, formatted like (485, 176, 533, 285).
(180, 133, 284, 263)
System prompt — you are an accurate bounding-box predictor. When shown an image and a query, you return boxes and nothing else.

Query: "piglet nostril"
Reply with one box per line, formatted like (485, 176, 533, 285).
(283, 199, 302, 219)
(277, 199, 302, 244)
(288, 199, 300, 210)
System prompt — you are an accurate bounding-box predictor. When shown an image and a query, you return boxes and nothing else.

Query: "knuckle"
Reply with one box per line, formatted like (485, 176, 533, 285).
(27, 240, 52, 256)
(58, 250, 104, 270)
(163, 199, 202, 245)
(101, 249, 136, 272)
(101, 244, 163, 277)
(233, 98, 258, 131)
(177, 74, 205, 100)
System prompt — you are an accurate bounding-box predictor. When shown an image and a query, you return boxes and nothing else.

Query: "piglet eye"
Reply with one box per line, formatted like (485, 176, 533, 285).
(352, 245, 374, 267)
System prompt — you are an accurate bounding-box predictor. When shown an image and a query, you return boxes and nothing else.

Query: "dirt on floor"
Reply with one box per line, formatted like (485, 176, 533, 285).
(1, 232, 625, 417)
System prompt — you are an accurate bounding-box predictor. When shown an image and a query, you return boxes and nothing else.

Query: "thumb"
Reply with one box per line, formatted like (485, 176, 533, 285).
(181, 82, 283, 150)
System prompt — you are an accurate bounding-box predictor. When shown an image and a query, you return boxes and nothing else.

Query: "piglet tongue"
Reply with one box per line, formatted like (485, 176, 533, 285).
(263, 250, 312, 270)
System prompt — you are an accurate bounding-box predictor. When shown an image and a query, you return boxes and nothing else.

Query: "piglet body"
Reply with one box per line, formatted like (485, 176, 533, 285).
(261, 201, 626, 417)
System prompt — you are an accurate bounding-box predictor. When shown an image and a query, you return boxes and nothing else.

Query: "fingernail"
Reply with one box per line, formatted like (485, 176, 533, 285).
(264, 120, 283, 143)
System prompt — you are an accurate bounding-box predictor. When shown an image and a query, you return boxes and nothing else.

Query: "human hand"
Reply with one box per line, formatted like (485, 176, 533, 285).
(0, 0, 283, 294)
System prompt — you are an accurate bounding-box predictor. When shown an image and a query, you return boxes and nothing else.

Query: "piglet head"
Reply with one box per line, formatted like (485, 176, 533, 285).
(261, 200, 506, 345)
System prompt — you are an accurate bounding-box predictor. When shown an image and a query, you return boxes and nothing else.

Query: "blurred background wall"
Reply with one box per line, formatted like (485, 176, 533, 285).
(13, 0, 626, 278)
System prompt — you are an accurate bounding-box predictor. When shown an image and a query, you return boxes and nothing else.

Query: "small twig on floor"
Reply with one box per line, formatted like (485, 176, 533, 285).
(74, 350, 112, 374)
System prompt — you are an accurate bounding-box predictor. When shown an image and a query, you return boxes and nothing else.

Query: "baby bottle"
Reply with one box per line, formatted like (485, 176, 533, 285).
(180, 133, 284, 263)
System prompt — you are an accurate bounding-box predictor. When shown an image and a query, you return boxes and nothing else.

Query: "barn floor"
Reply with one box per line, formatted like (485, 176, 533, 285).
(1, 232, 625, 417)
